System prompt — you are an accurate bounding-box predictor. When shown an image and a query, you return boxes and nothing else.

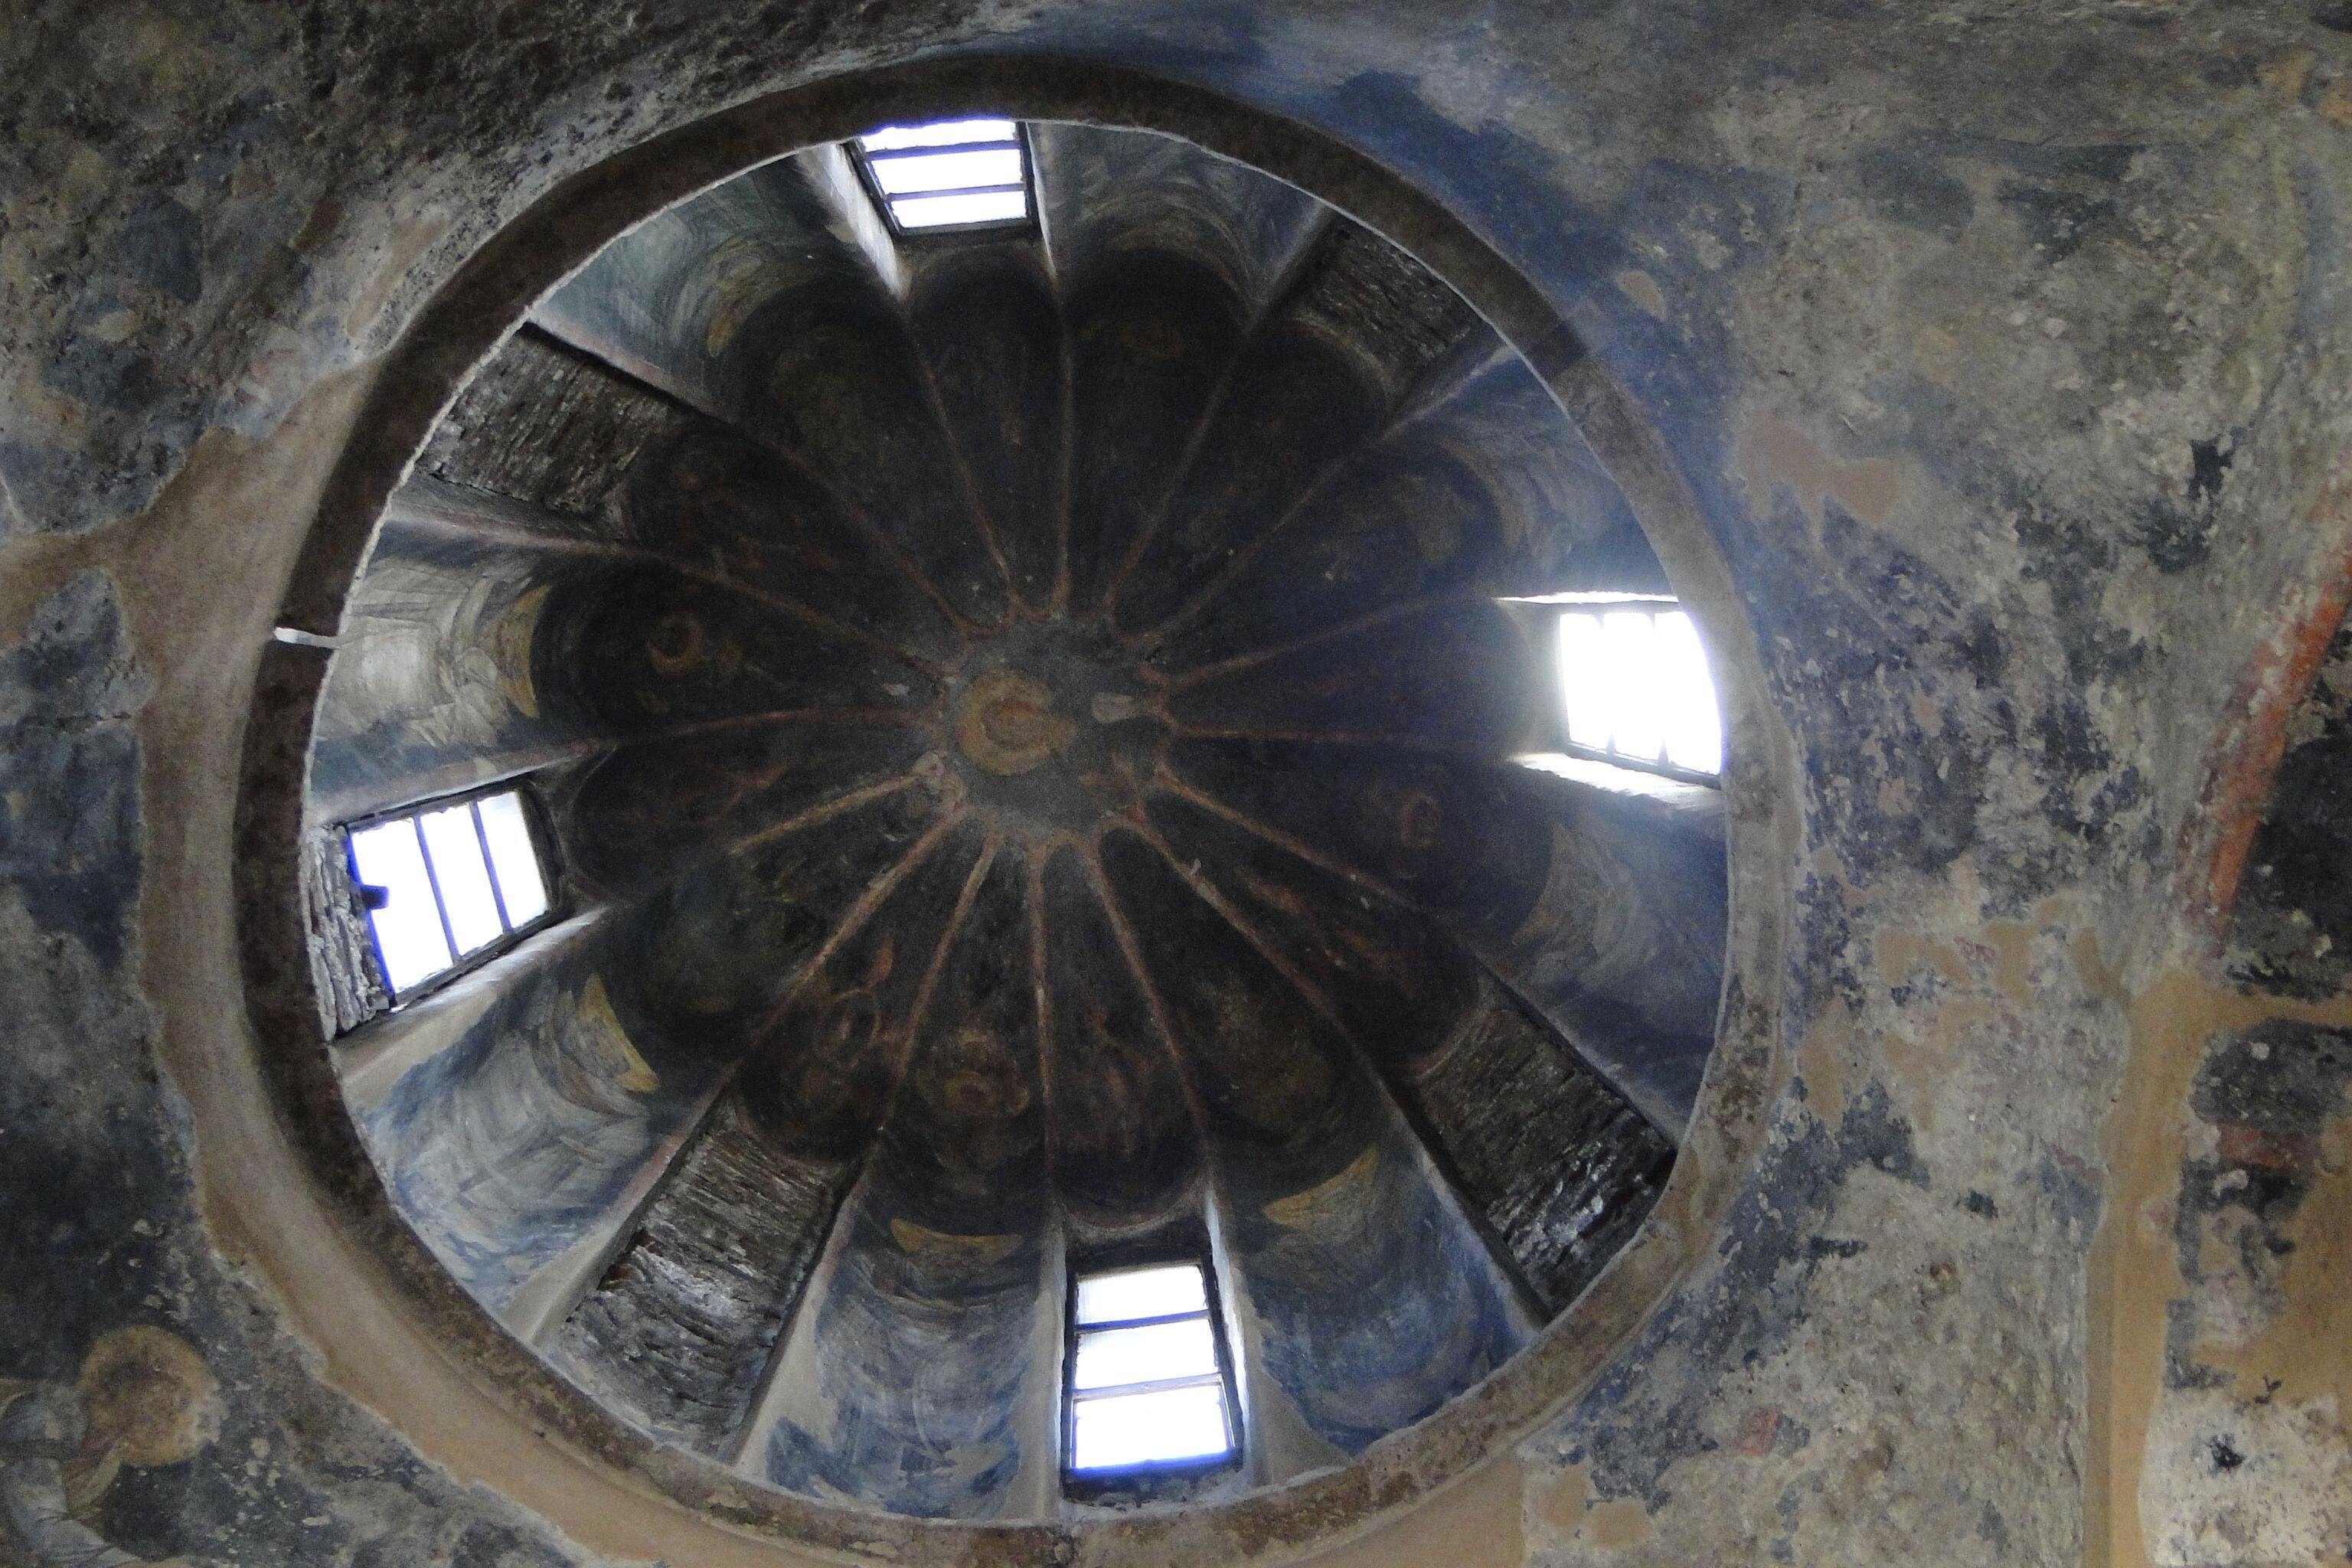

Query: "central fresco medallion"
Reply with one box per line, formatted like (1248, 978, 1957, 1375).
(304, 118, 1727, 1524)
(946, 621, 1152, 823)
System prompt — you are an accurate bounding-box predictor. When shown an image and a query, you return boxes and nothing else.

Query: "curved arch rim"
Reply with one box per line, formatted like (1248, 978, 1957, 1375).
(233, 52, 1800, 1568)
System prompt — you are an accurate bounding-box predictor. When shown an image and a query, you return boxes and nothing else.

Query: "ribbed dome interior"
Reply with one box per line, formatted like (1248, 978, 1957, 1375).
(305, 122, 1729, 1521)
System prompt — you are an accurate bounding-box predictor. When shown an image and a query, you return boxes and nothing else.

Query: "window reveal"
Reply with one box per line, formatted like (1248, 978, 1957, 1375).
(344, 785, 555, 1001)
(1064, 1259, 1240, 1479)
(1554, 597, 1723, 779)
(850, 118, 1034, 235)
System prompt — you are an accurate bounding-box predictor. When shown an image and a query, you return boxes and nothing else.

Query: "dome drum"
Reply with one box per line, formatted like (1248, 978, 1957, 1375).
(296, 115, 1729, 1527)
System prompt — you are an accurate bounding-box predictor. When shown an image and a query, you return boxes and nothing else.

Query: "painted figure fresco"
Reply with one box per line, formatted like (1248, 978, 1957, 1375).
(0, 1328, 222, 1568)
(305, 119, 1717, 1519)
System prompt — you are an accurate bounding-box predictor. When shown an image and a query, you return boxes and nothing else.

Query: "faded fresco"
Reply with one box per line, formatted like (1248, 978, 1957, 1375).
(301, 124, 1707, 1520)
(8, 0, 2349, 1563)
(0, 1328, 222, 1568)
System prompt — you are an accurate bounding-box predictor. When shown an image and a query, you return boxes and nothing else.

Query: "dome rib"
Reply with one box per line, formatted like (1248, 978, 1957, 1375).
(473, 785, 977, 1386)
(1095, 825, 1536, 1458)
(621, 367, 982, 652)
(619, 409, 969, 666)
(531, 162, 1008, 637)
(715, 266, 1009, 631)
(560, 730, 934, 900)
(1163, 599, 1534, 756)
(906, 242, 1070, 616)
(1106, 220, 1480, 644)
(1136, 328, 1511, 666)
(1121, 327, 1501, 659)
(1084, 216, 1338, 626)
(394, 484, 952, 684)
(1043, 841, 1207, 1233)
(737, 830, 1054, 1516)
(308, 116, 1719, 1526)
(1047, 130, 1334, 623)
(896, 273, 1028, 621)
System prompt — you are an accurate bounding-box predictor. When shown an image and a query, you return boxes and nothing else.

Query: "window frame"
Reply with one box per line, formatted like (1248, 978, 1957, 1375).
(847, 119, 1038, 241)
(339, 779, 564, 1008)
(1060, 1251, 1244, 1494)
(1548, 596, 1724, 786)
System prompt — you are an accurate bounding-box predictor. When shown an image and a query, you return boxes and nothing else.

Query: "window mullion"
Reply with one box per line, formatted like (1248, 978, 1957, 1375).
(866, 140, 1021, 162)
(1070, 1371, 1227, 1403)
(1643, 607, 1664, 765)
(851, 116, 1033, 237)
(1553, 599, 1720, 782)
(339, 783, 559, 1011)
(1072, 1307, 1211, 1334)
(470, 798, 514, 933)
(1064, 1258, 1237, 1479)
(890, 181, 1028, 198)
(410, 815, 462, 965)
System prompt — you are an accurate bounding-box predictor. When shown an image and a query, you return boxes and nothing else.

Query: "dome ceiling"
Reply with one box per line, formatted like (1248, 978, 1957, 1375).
(304, 122, 1729, 1521)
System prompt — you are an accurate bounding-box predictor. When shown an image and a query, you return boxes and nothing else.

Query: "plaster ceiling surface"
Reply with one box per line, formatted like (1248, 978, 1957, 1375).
(11, 3, 2352, 1566)
(300, 122, 1729, 1525)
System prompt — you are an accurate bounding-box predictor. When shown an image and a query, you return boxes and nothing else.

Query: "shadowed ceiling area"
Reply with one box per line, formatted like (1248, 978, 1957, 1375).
(20, 5, 2352, 1565)
(301, 122, 1728, 1521)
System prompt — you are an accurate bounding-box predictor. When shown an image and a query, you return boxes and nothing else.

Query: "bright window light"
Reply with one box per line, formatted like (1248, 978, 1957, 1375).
(416, 803, 504, 956)
(1075, 1263, 1207, 1325)
(852, 119, 1031, 235)
(475, 790, 550, 926)
(886, 188, 1028, 230)
(1066, 1260, 1237, 1478)
(1072, 1383, 1232, 1472)
(1073, 1318, 1220, 1390)
(345, 786, 557, 1000)
(347, 819, 452, 995)
(856, 117, 1017, 152)
(1557, 603, 1723, 777)
(868, 147, 1024, 197)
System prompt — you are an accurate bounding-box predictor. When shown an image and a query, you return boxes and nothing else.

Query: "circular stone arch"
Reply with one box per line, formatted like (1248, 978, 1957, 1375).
(232, 54, 1799, 1568)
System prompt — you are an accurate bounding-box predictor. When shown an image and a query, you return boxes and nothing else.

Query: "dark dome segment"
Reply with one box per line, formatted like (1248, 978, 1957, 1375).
(1033, 122, 1331, 621)
(1037, 843, 1206, 1230)
(1149, 338, 1645, 677)
(907, 242, 1067, 612)
(1100, 224, 1462, 642)
(534, 162, 1011, 632)
(304, 121, 1726, 1522)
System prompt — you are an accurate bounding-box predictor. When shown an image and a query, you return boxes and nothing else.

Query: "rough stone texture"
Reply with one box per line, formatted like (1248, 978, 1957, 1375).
(1031, 120, 1327, 312)
(2134, 1020, 2352, 1566)
(306, 505, 939, 824)
(1, 574, 149, 974)
(1163, 737, 1724, 1132)
(553, 1091, 846, 1456)
(5, 2, 2352, 1566)
(1105, 213, 1485, 639)
(302, 825, 389, 1033)
(420, 326, 694, 541)
(1285, 221, 1480, 403)
(2224, 619, 2352, 998)
(1406, 981, 1674, 1314)
(291, 126, 1677, 1524)
(0, 577, 594, 1566)
(348, 919, 733, 1318)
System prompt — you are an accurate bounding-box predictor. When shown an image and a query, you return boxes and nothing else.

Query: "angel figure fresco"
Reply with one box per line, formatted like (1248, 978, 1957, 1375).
(0, 1326, 224, 1567)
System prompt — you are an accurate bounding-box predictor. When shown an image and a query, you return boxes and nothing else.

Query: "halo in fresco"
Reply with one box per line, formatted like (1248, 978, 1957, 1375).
(309, 120, 1725, 1521)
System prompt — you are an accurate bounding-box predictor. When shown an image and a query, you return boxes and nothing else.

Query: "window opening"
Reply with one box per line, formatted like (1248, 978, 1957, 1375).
(345, 784, 555, 1001)
(850, 118, 1033, 235)
(1064, 1259, 1240, 1481)
(1553, 595, 1723, 779)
